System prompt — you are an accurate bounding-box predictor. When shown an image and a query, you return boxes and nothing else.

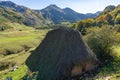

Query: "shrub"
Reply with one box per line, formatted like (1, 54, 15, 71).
(115, 14, 120, 24)
(0, 61, 16, 71)
(85, 26, 120, 62)
(113, 25, 120, 32)
(0, 24, 12, 31)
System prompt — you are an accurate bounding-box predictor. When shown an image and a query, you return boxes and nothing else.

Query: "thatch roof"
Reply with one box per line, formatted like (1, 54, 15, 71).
(25, 27, 98, 80)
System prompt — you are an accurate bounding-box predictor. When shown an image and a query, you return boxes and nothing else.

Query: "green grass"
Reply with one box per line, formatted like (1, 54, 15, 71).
(0, 29, 49, 55)
(0, 28, 120, 80)
(94, 46, 120, 80)
(4, 22, 34, 30)
(0, 28, 50, 79)
(0, 51, 31, 80)
(0, 65, 27, 80)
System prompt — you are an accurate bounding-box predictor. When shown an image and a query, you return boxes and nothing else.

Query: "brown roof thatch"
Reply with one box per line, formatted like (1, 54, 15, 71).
(25, 27, 98, 80)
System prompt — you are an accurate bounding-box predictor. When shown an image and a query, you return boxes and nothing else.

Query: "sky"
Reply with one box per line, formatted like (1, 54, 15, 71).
(1, 0, 120, 13)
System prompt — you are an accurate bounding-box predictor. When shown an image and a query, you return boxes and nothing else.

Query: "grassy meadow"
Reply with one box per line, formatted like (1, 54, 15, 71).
(0, 28, 49, 79)
(0, 26, 120, 80)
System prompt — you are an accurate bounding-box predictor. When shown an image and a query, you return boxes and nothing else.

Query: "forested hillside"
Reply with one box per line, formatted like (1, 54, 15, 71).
(72, 5, 120, 34)
(0, 1, 52, 31)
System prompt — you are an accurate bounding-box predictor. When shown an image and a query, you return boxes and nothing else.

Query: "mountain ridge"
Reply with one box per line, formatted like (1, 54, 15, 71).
(0, 1, 51, 28)
(0, 1, 102, 29)
(40, 4, 101, 23)
(0, 1, 27, 13)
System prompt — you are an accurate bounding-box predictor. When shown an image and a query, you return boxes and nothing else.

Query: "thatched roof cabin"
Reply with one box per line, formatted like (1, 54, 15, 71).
(25, 27, 98, 80)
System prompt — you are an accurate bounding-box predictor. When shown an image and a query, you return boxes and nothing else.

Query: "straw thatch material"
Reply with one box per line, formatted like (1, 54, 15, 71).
(25, 27, 98, 80)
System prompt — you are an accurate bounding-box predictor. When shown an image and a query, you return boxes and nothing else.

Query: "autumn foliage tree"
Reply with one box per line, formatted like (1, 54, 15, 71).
(83, 18, 95, 27)
(115, 14, 120, 24)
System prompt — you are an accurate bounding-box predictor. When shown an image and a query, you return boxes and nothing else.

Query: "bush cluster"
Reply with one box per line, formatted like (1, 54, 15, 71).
(0, 61, 16, 71)
(84, 26, 120, 62)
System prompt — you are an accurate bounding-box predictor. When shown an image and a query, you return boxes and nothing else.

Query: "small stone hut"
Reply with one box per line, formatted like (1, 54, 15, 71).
(25, 27, 98, 80)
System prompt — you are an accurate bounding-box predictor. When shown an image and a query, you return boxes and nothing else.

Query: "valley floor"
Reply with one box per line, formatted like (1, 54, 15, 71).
(0, 29, 120, 80)
(0, 29, 49, 80)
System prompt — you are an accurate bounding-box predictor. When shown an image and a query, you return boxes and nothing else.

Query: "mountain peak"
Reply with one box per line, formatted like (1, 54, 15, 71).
(0, 1, 28, 13)
(42, 4, 64, 14)
(46, 4, 61, 9)
(0, 1, 16, 7)
(103, 5, 116, 13)
(49, 4, 57, 7)
(63, 7, 72, 10)
(63, 7, 78, 14)
(63, 7, 74, 11)
(41, 4, 100, 23)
